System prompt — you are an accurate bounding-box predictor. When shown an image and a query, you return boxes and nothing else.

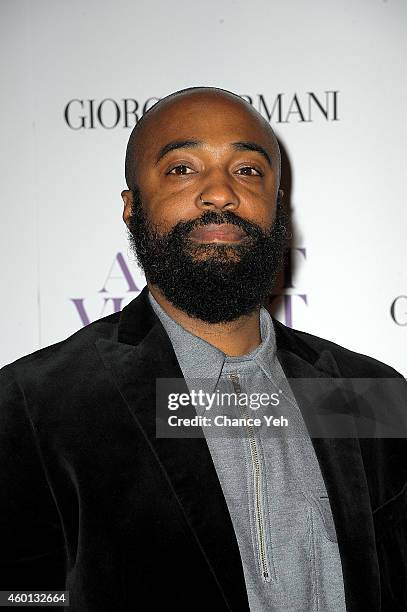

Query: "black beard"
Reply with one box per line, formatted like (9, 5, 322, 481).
(126, 189, 289, 323)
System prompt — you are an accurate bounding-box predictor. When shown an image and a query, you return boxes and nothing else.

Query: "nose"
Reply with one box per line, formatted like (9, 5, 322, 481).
(197, 171, 239, 211)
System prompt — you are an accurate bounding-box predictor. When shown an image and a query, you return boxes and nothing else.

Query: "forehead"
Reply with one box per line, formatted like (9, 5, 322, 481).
(138, 92, 275, 155)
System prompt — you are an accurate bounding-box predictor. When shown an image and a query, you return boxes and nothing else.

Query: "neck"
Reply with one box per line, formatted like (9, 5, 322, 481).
(148, 283, 262, 357)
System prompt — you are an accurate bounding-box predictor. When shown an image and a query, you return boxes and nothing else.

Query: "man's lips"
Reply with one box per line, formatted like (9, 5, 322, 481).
(188, 223, 247, 243)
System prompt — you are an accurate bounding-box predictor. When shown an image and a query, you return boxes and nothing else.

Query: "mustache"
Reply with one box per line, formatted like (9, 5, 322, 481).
(167, 210, 266, 240)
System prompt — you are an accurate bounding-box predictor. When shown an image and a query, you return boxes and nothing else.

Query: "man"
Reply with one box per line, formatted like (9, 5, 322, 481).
(1, 87, 406, 612)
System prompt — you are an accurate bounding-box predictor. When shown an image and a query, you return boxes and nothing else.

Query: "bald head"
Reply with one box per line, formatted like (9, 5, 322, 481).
(124, 86, 281, 191)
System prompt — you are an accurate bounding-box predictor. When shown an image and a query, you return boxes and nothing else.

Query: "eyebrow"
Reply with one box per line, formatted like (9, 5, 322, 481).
(232, 141, 272, 167)
(155, 139, 273, 166)
(156, 140, 202, 164)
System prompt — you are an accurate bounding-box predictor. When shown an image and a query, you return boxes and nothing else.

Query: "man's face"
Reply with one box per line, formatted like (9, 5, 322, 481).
(122, 91, 288, 323)
(125, 92, 280, 236)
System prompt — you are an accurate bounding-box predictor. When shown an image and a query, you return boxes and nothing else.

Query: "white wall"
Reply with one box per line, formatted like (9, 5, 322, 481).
(1, 0, 406, 375)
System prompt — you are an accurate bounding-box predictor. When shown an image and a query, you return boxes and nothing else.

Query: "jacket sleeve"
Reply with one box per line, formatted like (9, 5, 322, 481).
(0, 365, 66, 590)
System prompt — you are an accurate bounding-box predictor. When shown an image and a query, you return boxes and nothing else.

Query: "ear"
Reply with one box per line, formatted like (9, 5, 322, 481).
(277, 188, 284, 203)
(121, 190, 134, 226)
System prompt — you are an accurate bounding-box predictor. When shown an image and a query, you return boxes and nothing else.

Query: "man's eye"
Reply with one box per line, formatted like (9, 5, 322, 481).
(167, 165, 194, 175)
(236, 166, 262, 176)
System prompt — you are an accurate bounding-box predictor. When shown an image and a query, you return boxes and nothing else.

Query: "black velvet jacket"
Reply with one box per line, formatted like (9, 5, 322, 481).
(1, 286, 407, 611)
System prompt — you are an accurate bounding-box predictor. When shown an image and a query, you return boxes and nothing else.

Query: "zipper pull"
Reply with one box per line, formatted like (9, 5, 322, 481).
(228, 372, 242, 394)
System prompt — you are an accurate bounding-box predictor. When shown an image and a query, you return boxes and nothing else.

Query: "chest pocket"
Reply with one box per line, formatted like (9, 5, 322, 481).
(315, 496, 338, 543)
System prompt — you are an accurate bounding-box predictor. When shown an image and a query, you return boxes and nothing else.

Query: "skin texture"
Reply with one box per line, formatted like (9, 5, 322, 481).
(121, 88, 283, 356)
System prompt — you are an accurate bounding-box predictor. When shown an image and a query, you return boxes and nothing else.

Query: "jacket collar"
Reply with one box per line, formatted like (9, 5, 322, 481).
(96, 286, 380, 612)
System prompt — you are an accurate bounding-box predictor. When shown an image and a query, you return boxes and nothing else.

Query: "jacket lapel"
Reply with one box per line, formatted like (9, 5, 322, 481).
(273, 320, 381, 612)
(95, 287, 249, 611)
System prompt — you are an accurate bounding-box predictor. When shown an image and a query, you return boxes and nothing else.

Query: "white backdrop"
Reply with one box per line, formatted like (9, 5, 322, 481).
(1, 0, 406, 376)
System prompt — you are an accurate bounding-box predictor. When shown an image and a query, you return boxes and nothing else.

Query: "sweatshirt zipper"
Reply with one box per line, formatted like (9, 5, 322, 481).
(228, 372, 271, 583)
